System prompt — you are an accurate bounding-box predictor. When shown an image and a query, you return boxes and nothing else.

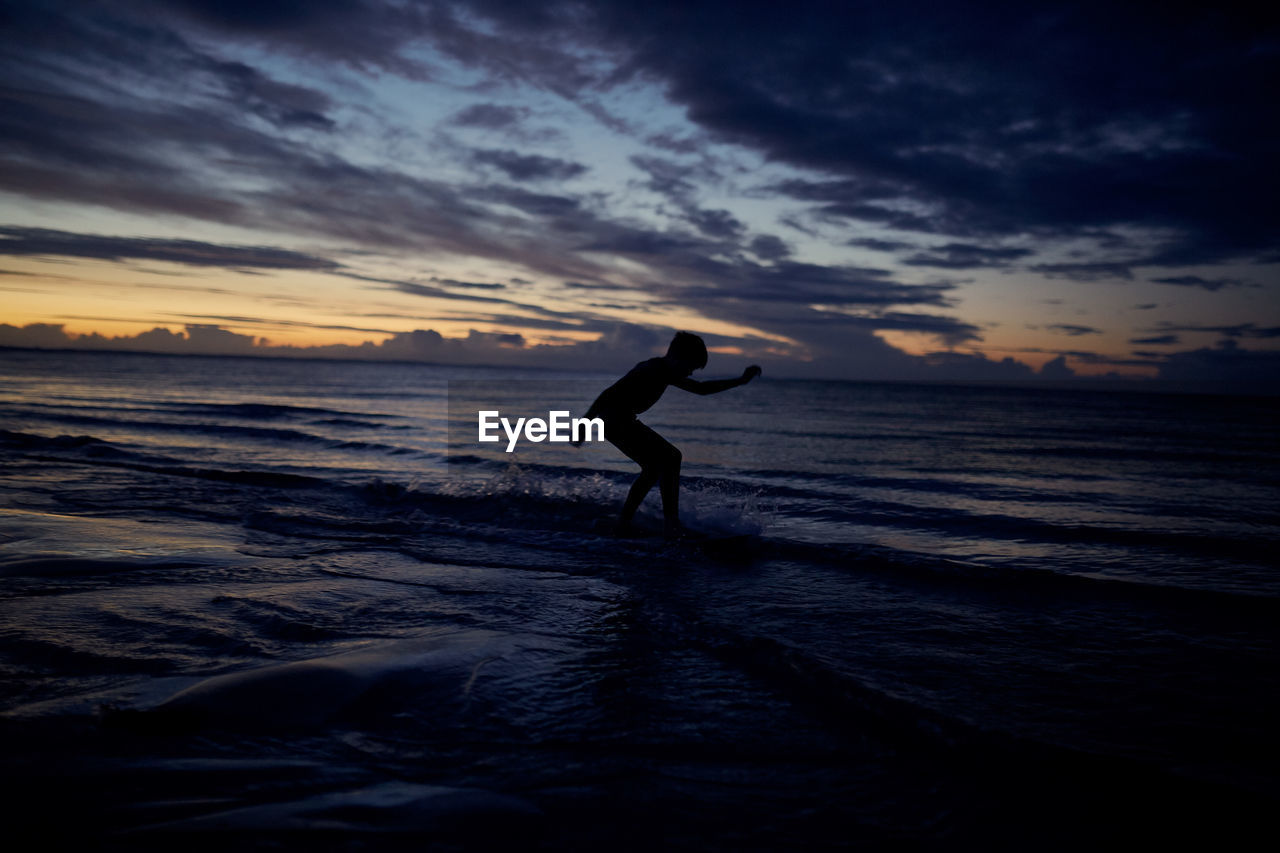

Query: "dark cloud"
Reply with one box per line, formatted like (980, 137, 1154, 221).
(576, 231, 702, 255)
(650, 257, 940, 309)
(146, 0, 433, 79)
(847, 237, 914, 253)
(9, 3, 333, 115)
(1030, 262, 1134, 281)
(560, 230, 976, 357)
(1149, 275, 1247, 292)
(1039, 355, 1076, 379)
(561, 281, 629, 291)
(748, 234, 791, 261)
(1059, 350, 1162, 367)
(914, 351, 1037, 382)
(338, 272, 589, 323)
(0, 9, 575, 270)
(645, 132, 702, 154)
(1046, 324, 1103, 336)
(450, 103, 528, 129)
(782, 311, 982, 346)
(0, 322, 263, 355)
(769, 179, 903, 207)
(156, 314, 396, 335)
(204, 58, 335, 130)
(399, 312, 606, 333)
(1149, 323, 1280, 339)
(430, 277, 507, 290)
(684, 208, 745, 240)
(1001, 346, 1163, 368)
(0, 320, 665, 372)
(630, 155, 701, 199)
(627, 155, 743, 240)
(472, 149, 587, 182)
(605, 3, 1276, 264)
(0, 226, 337, 271)
(1129, 334, 1179, 345)
(813, 203, 943, 234)
(410, 2, 1279, 271)
(46, 0, 1273, 271)
(0, 318, 1166, 385)
(1157, 341, 1280, 391)
(778, 215, 818, 237)
(902, 243, 1033, 269)
(473, 185, 581, 217)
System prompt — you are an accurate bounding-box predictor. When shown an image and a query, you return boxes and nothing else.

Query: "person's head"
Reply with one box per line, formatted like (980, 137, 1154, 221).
(666, 331, 707, 374)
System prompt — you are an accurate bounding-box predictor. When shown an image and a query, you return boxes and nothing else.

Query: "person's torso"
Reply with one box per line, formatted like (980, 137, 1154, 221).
(592, 358, 673, 417)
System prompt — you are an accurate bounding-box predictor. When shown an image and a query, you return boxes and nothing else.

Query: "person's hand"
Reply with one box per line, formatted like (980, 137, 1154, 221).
(743, 365, 762, 382)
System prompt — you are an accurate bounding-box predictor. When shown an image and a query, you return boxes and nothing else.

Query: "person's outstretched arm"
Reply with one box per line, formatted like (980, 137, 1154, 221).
(672, 365, 761, 395)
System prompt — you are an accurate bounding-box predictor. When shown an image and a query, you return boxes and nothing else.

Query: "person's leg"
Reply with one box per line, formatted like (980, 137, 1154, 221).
(619, 468, 659, 528)
(607, 419, 682, 533)
(658, 446, 682, 534)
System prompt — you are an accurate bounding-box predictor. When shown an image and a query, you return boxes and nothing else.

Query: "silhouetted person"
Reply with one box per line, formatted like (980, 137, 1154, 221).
(582, 332, 761, 538)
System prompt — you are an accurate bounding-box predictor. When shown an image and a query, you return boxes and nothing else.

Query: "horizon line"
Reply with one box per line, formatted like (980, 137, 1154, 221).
(3, 344, 1275, 399)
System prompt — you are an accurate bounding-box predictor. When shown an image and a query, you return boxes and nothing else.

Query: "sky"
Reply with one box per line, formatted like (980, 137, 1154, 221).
(1, 0, 1278, 388)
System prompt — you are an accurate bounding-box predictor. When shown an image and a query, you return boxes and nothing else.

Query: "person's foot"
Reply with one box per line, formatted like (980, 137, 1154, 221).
(613, 518, 642, 537)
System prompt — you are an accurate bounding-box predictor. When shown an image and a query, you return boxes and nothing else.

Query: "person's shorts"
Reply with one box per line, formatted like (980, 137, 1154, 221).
(600, 413, 680, 470)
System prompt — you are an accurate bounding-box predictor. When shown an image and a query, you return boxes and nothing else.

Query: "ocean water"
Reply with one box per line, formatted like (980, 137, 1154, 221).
(1, 348, 1276, 849)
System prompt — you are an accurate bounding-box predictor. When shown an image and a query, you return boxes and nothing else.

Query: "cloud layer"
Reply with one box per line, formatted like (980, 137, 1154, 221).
(1, 1, 1276, 388)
